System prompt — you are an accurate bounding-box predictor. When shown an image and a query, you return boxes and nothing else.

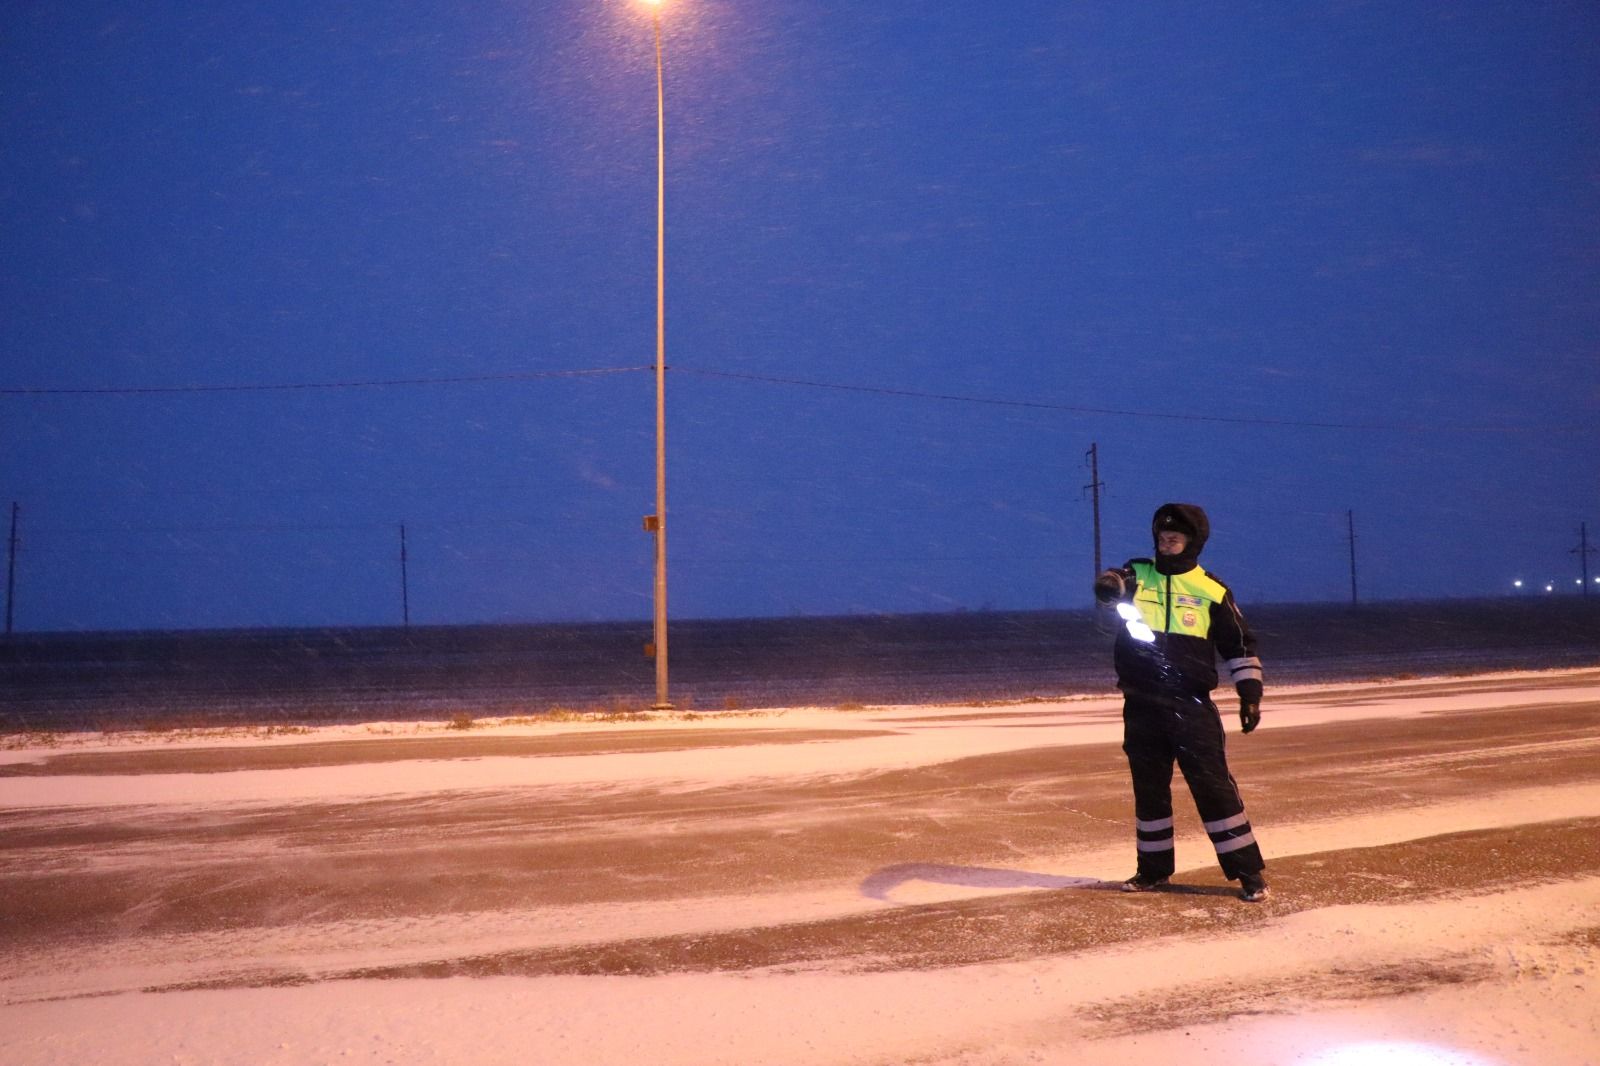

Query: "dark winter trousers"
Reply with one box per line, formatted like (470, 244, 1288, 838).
(1122, 692, 1265, 881)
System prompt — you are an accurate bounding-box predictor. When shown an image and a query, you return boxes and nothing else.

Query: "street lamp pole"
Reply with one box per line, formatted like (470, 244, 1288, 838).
(646, 0, 671, 708)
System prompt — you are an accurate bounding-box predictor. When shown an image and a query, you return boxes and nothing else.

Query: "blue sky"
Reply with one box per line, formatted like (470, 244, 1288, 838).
(4, 0, 1598, 631)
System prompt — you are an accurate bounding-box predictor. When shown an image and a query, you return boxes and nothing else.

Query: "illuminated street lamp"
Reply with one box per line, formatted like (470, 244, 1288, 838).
(640, 0, 671, 709)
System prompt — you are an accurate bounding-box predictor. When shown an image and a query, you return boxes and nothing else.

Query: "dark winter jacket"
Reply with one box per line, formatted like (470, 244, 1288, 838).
(1099, 503, 1263, 701)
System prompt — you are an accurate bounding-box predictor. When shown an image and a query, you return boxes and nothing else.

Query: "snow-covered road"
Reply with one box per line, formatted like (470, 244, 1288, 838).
(3, 669, 1598, 1064)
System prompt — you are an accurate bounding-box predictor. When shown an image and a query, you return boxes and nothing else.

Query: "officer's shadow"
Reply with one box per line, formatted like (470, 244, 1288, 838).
(860, 862, 1238, 901)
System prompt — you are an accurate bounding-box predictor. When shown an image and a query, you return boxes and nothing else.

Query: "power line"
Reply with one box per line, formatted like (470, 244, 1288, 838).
(29, 518, 546, 536)
(5, 360, 1577, 436)
(0, 366, 652, 396)
(32, 522, 393, 535)
(677, 366, 1575, 435)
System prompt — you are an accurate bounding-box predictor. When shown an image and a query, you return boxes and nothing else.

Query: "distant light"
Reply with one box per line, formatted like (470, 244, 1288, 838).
(1302, 1043, 1499, 1065)
(1545, 584, 1555, 593)
(1512, 579, 1523, 588)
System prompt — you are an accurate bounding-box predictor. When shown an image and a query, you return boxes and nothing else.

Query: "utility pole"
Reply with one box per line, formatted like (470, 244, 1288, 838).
(1347, 509, 1359, 607)
(1575, 522, 1596, 598)
(5, 502, 17, 636)
(399, 523, 410, 628)
(1083, 443, 1105, 580)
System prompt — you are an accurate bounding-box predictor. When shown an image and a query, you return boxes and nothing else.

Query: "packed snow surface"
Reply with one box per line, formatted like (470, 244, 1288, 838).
(2, 669, 1597, 1065)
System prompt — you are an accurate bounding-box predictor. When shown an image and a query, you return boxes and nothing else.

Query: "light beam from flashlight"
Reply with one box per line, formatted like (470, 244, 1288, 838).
(1116, 601, 1156, 642)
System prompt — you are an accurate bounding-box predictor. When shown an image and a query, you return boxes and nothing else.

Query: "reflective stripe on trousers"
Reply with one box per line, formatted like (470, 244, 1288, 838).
(1122, 692, 1265, 879)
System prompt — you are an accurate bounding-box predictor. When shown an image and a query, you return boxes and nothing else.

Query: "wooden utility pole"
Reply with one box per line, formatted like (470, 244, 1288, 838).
(1575, 522, 1595, 598)
(5, 502, 17, 635)
(1347, 509, 1359, 606)
(1083, 443, 1105, 580)
(399, 523, 411, 628)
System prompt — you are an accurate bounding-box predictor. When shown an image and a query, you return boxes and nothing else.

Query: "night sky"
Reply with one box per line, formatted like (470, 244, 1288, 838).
(4, 1, 1598, 632)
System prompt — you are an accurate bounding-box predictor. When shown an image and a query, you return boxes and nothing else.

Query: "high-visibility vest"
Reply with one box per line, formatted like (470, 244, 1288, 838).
(1128, 561, 1227, 639)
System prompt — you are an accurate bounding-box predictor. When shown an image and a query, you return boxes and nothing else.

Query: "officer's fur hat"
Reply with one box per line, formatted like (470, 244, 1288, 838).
(1151, 503, 1210, 553)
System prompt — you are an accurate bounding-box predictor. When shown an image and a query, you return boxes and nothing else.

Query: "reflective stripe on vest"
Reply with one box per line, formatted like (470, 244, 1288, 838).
(1129, 561, 1226, 639)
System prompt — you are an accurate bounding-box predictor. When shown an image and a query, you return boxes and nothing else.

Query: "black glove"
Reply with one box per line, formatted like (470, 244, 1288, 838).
(1093, 571, 1125, 604)
(1239, 700, 1261, 734)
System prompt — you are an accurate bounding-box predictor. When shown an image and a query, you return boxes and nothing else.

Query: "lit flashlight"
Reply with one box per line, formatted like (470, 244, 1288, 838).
(1116, 601, 1156, 643)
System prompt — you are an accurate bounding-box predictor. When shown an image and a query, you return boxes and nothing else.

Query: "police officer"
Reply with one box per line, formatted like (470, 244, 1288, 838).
(1094, 503, 1269, 902)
